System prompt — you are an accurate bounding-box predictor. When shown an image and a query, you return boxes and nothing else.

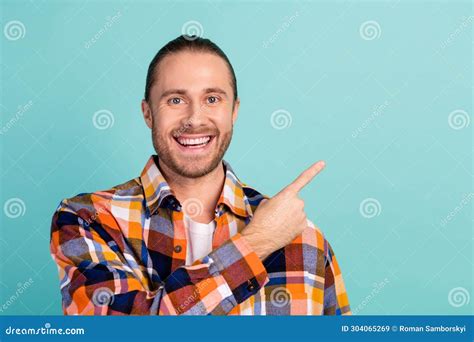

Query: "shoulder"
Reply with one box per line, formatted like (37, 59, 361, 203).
(52, 177, 143, 227)
(304, 218, 333, 258)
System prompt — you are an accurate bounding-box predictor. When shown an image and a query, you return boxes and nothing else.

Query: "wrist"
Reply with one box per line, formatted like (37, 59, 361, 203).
(241, 230, 272, 261)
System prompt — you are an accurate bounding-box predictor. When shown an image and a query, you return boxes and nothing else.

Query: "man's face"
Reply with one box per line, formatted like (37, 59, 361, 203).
(142, 51, 240, 178)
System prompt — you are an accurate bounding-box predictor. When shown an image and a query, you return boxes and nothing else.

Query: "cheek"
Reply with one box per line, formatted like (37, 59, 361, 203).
(212, 107, 234, 129)
(218, 122, 232, 133)
(153, 113, 176, 134)
(215, 116, 233, 133)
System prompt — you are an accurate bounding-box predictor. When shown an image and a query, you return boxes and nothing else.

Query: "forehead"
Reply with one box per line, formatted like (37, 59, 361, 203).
(153, 51, 233, 94)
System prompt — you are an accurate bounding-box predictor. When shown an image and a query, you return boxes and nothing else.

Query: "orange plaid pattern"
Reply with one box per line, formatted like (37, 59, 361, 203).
(50, 155, 351, 315)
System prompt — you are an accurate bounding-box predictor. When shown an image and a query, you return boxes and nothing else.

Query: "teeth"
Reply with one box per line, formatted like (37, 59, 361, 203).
(177, 136, 211, 146)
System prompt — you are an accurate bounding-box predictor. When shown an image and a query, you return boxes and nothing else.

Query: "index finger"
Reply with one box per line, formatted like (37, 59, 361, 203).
(281, 160, 326, 194)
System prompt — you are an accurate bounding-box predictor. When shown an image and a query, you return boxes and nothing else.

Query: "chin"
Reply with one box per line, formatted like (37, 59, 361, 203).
(173, 160, 219, 178)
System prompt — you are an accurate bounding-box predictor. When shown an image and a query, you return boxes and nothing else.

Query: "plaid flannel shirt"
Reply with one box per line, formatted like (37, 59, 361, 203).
(50, 155, 351, 315)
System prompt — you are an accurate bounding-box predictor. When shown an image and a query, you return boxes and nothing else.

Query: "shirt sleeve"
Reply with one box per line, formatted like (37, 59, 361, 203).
(50, 200, 269, 315)
(323, 240, 351, 315)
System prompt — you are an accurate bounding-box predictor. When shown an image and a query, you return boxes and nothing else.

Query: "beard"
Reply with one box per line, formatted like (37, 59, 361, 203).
(151, 119, 233, 179)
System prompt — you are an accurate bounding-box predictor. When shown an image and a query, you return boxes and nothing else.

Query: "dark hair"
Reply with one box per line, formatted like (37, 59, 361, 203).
(144, 35, 238, 103)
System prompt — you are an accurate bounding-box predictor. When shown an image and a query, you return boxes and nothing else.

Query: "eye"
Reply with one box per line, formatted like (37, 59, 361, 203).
(168, 97, 183, 105)
(206, 96, 219, 104)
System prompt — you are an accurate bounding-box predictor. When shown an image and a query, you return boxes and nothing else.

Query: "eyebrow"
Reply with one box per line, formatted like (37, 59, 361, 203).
(159, 88, 187, 100)
(203, 87, 228, 98)
(159, 87, 229, 101)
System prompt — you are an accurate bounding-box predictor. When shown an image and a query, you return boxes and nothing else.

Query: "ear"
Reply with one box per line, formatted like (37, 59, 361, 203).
(231, 97, 240, 125)
(141, 99, 153, 129)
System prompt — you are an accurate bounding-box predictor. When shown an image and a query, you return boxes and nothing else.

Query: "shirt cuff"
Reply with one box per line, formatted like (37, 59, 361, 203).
(208, 233, 269, 304)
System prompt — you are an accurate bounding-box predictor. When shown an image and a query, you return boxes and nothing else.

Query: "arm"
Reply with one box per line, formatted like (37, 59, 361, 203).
(50, 200, 268, 315)
(323, 240, 351, 315)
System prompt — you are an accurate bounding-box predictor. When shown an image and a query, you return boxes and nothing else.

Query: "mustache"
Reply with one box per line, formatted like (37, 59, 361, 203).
(172, 125, 219, 138)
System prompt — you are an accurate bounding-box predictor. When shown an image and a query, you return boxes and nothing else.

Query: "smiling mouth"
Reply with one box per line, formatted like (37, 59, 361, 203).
(173, 135, 214, 149)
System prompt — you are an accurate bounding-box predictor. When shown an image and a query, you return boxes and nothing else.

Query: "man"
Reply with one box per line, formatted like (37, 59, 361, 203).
(50, 35, 351, 315)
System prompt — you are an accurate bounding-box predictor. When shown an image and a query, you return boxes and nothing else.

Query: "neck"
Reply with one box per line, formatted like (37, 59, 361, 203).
(158, 159, 225, 224)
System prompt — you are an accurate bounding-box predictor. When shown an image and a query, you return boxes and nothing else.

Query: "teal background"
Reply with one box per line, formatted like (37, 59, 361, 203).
(0, 0, 472, 315)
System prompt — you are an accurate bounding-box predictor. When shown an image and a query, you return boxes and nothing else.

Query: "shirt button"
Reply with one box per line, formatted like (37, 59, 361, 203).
(246, 283, 255, 291)
(174, 245, 182, 253)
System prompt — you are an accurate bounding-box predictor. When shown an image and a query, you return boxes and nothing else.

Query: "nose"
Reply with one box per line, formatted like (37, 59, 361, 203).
(184, 101, 208, 128)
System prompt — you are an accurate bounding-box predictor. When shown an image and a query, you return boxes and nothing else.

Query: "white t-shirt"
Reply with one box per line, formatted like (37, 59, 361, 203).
(183, 214, 216, 265)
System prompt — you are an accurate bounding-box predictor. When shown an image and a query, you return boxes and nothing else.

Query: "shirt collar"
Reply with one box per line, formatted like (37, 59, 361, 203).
(140, 155, 252, 218)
